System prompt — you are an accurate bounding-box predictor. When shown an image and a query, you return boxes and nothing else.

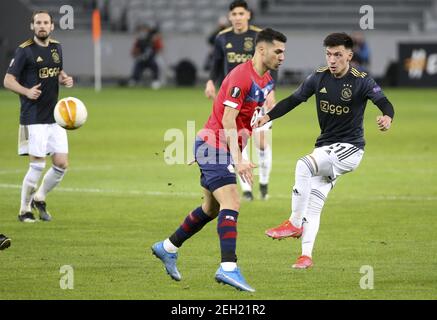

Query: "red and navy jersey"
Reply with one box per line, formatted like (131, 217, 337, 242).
(7, 38, 63, 125)
(199, 60, 274, 151)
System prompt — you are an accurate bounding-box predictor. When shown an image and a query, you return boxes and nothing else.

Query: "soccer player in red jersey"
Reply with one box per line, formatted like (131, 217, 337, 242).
(152, 28, 286, 292)
(205, 0, 278, 201)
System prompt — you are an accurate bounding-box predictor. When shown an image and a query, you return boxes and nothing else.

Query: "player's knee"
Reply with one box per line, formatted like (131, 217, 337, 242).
(202, 202, 220, 218)
(296, 157, 315, 178)
(221, 197, 240, 212)
(54, 160, 68, 170)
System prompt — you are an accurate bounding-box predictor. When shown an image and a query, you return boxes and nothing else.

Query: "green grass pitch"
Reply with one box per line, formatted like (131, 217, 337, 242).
(0, 86, 436, 299)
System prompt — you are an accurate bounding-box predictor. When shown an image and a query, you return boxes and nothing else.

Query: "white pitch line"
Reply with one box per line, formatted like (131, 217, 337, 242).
(0, 169, 24, 175)
(0, 183, 200, 198)
(0, 183, 436, 201)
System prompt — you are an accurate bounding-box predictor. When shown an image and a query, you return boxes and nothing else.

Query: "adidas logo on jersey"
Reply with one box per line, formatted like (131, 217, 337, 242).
(319, 87, 327, 93)
(36, 56, 43, 62)
(226, 43, 233, 49)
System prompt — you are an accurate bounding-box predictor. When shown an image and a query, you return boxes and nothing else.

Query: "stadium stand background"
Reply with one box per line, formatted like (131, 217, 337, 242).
(1, 0, 437, 85)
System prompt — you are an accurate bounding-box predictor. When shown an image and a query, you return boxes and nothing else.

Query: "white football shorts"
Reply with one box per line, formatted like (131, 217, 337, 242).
(18, 123, 68, 157)
(309, 142, 364, 181)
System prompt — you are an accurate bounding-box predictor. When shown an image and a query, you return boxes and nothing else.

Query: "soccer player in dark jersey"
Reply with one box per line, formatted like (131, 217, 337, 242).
(152, 28, 286, 292)
(204, 0, 275, 201)
(0, 234, 11, 250)
(3, 11, 74, 223)
(255, 32, 394, 269)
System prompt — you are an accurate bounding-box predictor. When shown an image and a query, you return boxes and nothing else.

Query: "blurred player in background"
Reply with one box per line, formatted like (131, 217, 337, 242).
(255, 32, 394, 269)
(203, 16, 229, 73)
(351, 31, 371, 72)
(128, 23, 163, 89)
(3, 11, 73, 223)
(152, 28, 286, 292)
(0, 234, 11, 250)
(204, 0, 276, 201)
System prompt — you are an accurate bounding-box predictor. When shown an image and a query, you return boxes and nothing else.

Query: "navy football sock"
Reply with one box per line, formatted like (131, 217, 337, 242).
(217, 209, 239, 262)
(169, 206, 213, 247)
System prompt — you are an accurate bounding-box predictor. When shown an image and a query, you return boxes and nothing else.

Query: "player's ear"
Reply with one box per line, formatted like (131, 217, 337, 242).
(30, 23, 34, 30)
(258, 42, 265, 55)
(348, 50, 354, 62)
(50, 22, 54, 31)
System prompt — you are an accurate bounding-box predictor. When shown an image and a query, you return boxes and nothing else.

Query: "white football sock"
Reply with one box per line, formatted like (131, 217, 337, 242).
(20, 161, 45, 213)
(239, 146, 252, 192)
(163, 238, 178, 253)
(34, 165, 66, 202)
(290, 157, 315, 228)
(221, 262, 237, 271)
(258, 145, 272, 185)
(301, 176, 334, 258)
(301, 192, 325, 257)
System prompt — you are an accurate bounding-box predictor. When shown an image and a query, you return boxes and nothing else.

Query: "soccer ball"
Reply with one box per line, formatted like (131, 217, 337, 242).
(54, 97, 88, 130)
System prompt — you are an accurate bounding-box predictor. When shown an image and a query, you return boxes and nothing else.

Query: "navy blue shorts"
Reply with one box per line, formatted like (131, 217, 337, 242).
(194, 138, 236, 192)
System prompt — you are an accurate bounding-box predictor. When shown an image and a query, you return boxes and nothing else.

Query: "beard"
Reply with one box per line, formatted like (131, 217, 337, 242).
(35, 30, 50, 41)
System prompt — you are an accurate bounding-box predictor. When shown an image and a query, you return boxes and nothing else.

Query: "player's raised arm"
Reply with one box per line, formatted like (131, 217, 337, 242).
(254, 72, 317, 128)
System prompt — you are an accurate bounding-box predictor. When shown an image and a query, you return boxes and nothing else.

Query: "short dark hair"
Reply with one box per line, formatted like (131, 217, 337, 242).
(31, 10, 53, 24)
(229, 0, 248, 11)
(255, 28, 287, 45)
(323, 32, 353, 49)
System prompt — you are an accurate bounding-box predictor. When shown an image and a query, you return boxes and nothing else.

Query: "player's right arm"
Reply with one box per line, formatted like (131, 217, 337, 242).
(3, 47, 42, 100)
(254, 72, 317, 128)
(4, 74, 41, 100)
(204, 35, 225, 99)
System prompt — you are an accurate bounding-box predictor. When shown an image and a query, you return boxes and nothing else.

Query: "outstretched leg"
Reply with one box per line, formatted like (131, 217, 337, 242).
(152, 188, 218, 281)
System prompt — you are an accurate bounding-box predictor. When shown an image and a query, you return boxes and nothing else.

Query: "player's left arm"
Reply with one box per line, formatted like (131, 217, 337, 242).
(375, 98, 394, 131)
(59, 70, 73, 88)
(364, 77, 394, 131)
(57, 45, 73, 88)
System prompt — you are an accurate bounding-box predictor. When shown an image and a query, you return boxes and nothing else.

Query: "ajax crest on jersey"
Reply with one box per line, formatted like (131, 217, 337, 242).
(54, 97, 87, 130)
